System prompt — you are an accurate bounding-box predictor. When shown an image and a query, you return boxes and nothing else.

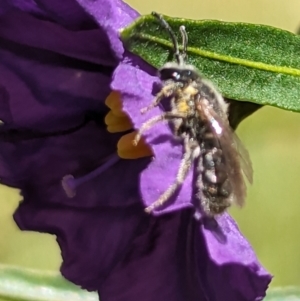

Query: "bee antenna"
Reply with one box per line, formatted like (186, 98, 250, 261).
(179, 25, 188, 60)
(151, 12, 185, 65)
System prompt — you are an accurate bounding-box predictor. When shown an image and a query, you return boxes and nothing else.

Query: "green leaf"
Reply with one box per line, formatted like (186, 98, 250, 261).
(121, 14, 300, 112)
(265, 287, 300, 300)
(0, 264, 97, 301)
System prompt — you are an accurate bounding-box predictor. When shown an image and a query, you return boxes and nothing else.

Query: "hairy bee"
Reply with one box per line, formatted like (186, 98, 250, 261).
(133, 12, 253, 216)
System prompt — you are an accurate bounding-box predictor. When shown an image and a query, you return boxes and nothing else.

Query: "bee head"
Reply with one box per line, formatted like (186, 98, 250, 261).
(159, 62, 200, 83)
(151, 13, 199, 83)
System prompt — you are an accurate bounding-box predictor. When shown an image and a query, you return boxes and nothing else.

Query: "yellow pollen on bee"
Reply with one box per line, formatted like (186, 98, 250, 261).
(183, 86, 198, 95)
(177, 100, 190, 113)
(104, 91, 153, 159)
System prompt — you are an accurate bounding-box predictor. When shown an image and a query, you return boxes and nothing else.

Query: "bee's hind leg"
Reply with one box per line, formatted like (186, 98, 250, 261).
(145, 135, 193, 213)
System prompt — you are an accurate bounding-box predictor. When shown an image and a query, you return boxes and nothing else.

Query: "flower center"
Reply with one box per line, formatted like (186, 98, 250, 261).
(61, 92, 153, 198)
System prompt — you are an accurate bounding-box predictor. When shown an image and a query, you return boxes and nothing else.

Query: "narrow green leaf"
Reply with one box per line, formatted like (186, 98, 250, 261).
(121, 14, 300, 112)
(0, 264, 97, 301)
(265, 287, 300, 300)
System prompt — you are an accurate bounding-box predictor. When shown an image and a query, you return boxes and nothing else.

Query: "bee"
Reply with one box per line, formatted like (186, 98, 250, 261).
(133, 12, 253, 216)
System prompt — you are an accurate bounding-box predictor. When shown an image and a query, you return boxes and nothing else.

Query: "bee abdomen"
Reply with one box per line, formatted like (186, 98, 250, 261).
(201, 147, 232, 215)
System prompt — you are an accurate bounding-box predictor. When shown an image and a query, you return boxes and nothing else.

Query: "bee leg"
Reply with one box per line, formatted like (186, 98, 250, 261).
(140, 95, 164, 114)
(140, 84, 177, 114)
(133, 112, 186, 145)
(145, 135, 193, 213)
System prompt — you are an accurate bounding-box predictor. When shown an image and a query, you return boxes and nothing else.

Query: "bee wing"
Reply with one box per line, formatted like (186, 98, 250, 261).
(230, 130, 253, 184)
(197, 100, 253, 207)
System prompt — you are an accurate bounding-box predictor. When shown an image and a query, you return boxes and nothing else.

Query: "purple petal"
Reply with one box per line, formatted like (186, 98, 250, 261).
(0, 120, 150, 209)
(0, 27, 112, 132)
(21, 0, 96, 30)
(112, 62, 194, 214)
(140, 145, 195, 214)
(0, 9, 116, 65)
(95, 209, 271, 301)
(75, 0, 139, 58)
(96, 210, 207, 301)
(111, 62, 159, 130)
(2, 118, 151, 292)
(0, 1, 122, 133)
(199, 214, 272, 301)
(3, 0, 98, 30)
(1, 0, 47, 17)
(0, 121, 116, 188)
(15, 200, 150, 291)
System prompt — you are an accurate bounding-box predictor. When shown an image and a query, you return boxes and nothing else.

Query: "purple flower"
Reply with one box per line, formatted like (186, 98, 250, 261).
(0, 1, 271, 301)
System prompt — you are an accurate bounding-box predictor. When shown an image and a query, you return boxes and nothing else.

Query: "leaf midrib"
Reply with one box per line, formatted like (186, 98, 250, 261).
(134, 33, 300, 77)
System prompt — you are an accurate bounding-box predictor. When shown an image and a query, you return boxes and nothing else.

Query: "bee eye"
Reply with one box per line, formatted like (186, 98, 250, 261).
(172, 72, 180, 80)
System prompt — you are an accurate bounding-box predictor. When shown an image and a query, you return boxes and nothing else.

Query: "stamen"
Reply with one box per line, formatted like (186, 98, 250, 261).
(104, 91, 154, 159)
(117, 132, 153, 159)
(104, 92, 133, 133)
(62, 153, 120, 198)
(105, 111, 133, 133)
(105, 91, 127, 117)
